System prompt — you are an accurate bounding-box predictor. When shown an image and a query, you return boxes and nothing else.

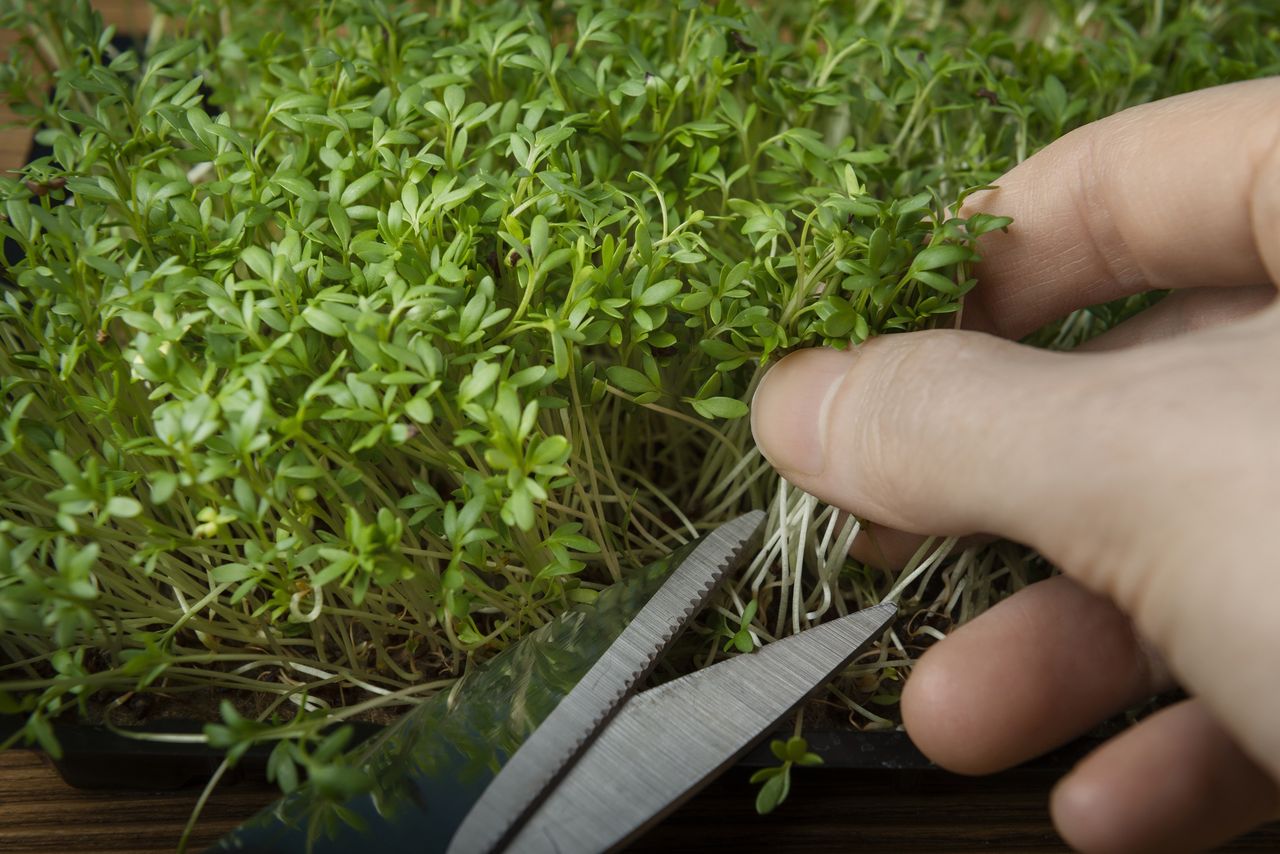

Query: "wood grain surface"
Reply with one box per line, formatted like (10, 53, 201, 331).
(3, 3, 1280, 852)
(3, 747, 1280, 853)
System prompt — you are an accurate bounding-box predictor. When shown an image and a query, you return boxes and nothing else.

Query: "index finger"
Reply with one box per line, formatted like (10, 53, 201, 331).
(960, 77, 1280, 340)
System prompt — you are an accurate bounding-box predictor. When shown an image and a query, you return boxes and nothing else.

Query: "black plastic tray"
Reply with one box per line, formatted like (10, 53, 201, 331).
(0, 713, 1113, 792)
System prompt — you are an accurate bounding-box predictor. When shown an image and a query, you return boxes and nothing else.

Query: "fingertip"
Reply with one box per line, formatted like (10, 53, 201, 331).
(1050, 701, 1280, 854)
(899, 646, 965, 772)
(1050, 770, 1133, 854)
(900, 642, 1004, 775)
(901, 577, 1174, 777)
(749, 347, 855, 478)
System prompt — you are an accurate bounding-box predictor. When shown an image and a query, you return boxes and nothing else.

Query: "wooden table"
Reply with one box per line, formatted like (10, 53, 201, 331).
(0, 750, 1073, 853)
(3, 3, 1280, 852)
(3, 746, 1280, 853)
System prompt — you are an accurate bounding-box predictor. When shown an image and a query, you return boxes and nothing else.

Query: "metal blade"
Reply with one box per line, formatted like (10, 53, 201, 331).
(212, 530, 709, 853)
(446, 511, 766, 854)
(506, 603, 897, 853)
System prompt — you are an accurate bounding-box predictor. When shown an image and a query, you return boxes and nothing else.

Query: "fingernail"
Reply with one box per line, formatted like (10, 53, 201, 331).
(750, 348, 853, 477)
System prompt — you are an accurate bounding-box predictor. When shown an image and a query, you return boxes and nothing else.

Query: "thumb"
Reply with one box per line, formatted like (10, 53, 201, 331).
(749, 330, 1108, 550)
(751, 326, 1280, 782)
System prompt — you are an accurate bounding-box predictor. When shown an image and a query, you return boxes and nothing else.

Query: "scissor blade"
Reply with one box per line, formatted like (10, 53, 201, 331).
(506, 603, 897, 854)
(213, 525, 722, 852)
(447, 511, 766, 854)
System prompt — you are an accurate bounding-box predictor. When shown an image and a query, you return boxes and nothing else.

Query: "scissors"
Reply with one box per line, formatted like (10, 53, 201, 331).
(215, 511, 895, 853)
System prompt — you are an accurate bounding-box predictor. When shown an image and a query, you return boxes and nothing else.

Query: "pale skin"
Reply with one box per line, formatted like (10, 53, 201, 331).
(750, 78, 1280, 852)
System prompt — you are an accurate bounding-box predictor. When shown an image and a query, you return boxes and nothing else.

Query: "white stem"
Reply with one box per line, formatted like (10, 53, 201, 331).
(880, 536, 958, 605)
(774, 479, 791, 638)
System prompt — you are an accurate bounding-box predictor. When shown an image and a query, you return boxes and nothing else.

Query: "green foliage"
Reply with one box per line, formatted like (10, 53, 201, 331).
(0, 0, 1276, 771)
(751, 735, 823, 815)
(721, 598, 758, 653)
(205, 701, 370, 796)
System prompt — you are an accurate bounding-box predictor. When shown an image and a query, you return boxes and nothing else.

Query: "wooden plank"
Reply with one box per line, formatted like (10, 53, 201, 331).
(0, 750, 274, 853)
(4, 748, 1280, 852)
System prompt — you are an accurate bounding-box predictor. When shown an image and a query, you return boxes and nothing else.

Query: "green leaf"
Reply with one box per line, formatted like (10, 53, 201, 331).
(275, 175, 318, 201)
(529, 215, 549, 262)
(105, 496, 142, 518)
(698, 339, 741, 361)
(212, 563, 254, 583)
(967, 213, 1014, 236)
(785, 736, 810, 762)
(340, 171, 385, 207)
(605, 366, 655, 395)
(268, 743, 299, 793)
(912, 244, 972, 271)
(867, 227, 890, 271)
(83, 254, 123, 278)
(302, 306, 346, 337)
(911, 270, 961, 295)
(47, 450, 81, 484)
(637, 278, 681, 307)
(309, 47, 341, 67)
(755, 766, 791, 815)
(328, 198, 351, 247)
(241, 246, 273, 279)
(26, 714, 61, 758)
(149, 473, 178, 504)
(691, 397, 747, 419)
(443, 85, 466, 117)
(404, 398, 434, 423)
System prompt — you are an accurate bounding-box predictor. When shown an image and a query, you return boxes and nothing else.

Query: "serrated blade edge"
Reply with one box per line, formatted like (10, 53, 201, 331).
(446, 510, 766, 854)
(506, 603, 897, 853)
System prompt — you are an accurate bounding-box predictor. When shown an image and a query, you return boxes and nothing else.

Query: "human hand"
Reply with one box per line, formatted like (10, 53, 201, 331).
(750, 78, 1280, 852)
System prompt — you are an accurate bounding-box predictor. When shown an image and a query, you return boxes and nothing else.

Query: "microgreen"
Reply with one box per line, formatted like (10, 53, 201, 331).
(751, 734, 823, 815)
(1, 0, 1277, 805)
